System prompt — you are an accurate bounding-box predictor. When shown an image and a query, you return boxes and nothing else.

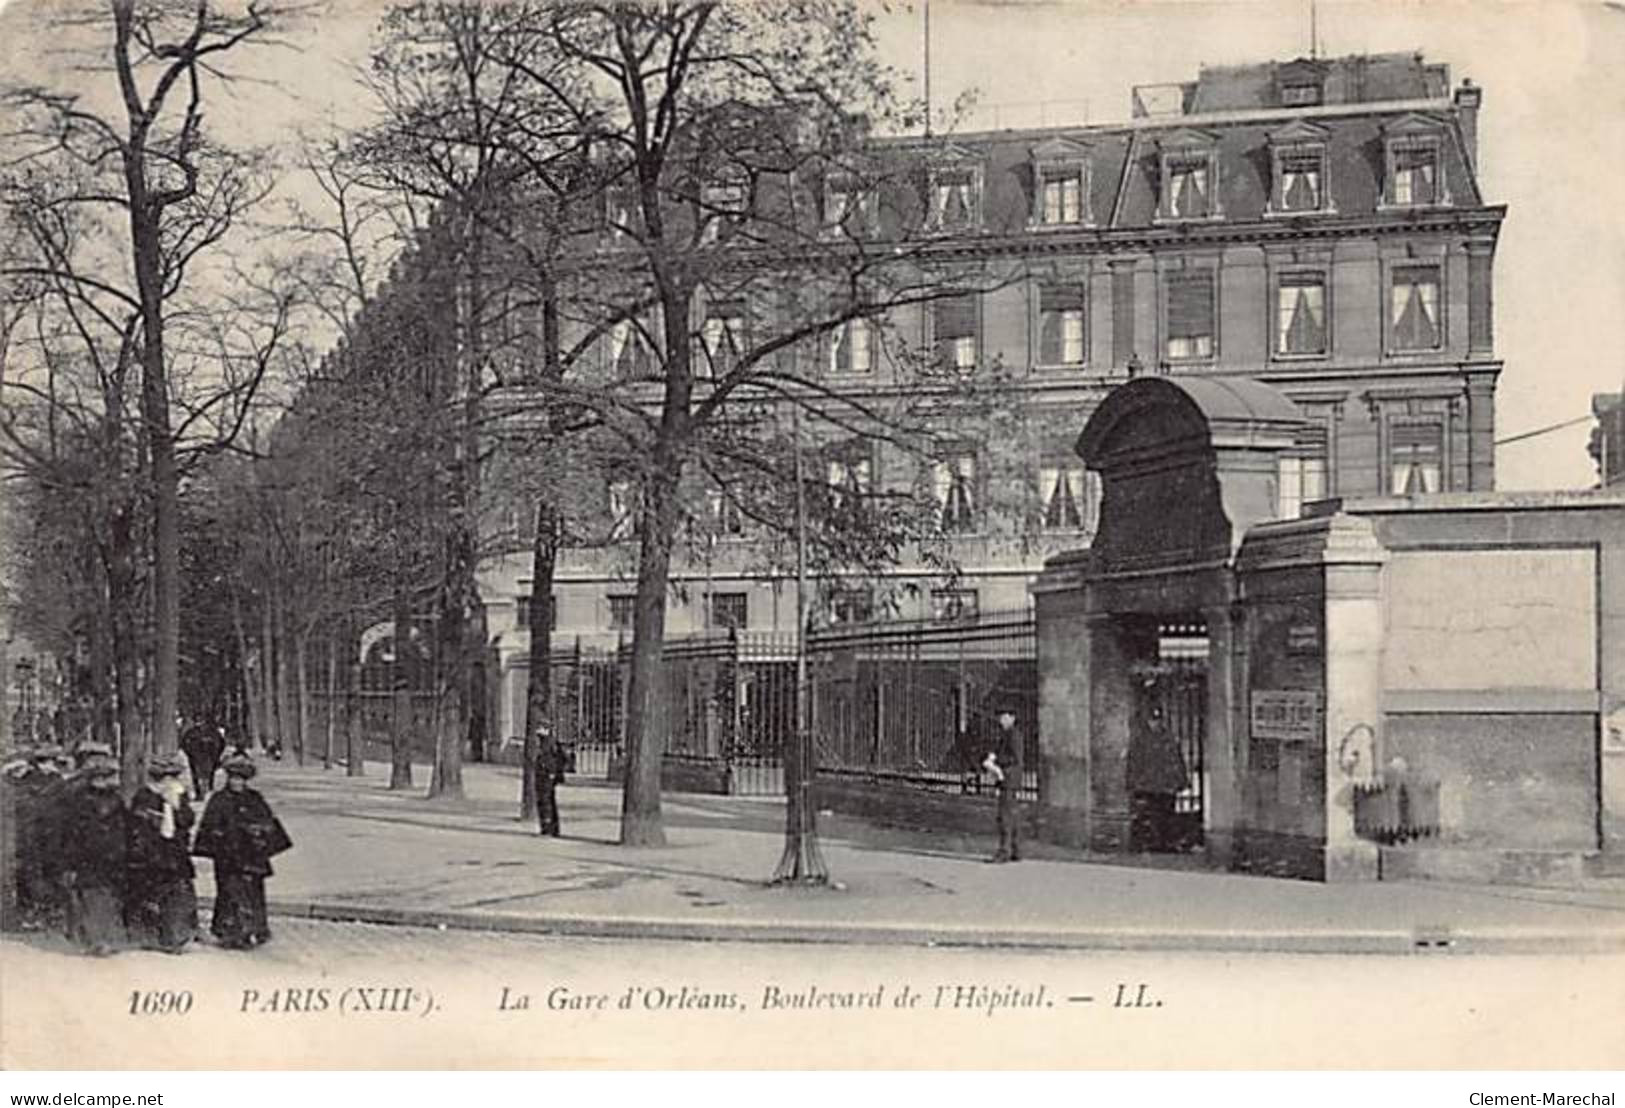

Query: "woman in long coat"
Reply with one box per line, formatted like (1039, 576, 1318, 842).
(58, 757, 128, 955)
(193, 754, 290, 949)
(125, 753, 198, 953)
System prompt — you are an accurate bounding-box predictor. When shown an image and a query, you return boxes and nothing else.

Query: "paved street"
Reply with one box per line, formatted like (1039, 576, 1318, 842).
(4, 919, 1625, 1069)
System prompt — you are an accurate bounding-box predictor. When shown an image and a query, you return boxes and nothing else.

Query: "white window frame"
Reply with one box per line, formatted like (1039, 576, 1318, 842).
(1386, 419, 1445, 495)
(1380, 125, 1451, 210)
(1273, 270, 1330, 359)
(698, 300, 748, 378)
(1387, 262, 1445, 355)
(1155, 134, 1222, 223)
(932, 450, 980, 534)
(823, 176, 877, 239)
(1035, 282, 1088, 369)
(1037, 459, 1089, 532)
(699, 180, 749, 245)
(828, 317, 875, 375)
(1162, 266, 1219, 363)
(928, 162, 983, 232)
(930, 292, 979, 373)
(608, 480, 638, 542)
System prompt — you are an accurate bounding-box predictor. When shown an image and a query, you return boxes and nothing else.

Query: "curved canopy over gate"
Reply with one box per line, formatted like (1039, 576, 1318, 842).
(1076, 375, 1305, 579)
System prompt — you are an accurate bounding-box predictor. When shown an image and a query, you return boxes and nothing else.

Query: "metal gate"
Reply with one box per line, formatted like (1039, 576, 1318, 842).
(1131, 619, 1208, 849)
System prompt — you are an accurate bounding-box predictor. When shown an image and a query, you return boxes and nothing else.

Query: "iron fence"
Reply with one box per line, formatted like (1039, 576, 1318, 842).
(807, 606, 1039, 801)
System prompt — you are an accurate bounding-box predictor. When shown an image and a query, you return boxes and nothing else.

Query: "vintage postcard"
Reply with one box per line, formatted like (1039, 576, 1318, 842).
(1, 0, 1622, 1073)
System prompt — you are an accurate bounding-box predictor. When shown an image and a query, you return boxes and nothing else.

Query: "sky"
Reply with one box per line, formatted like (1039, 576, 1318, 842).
(2, 0, 1620, 489)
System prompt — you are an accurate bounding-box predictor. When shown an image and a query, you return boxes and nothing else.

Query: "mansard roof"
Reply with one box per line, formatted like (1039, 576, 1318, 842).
(889, 94, 1485, 234)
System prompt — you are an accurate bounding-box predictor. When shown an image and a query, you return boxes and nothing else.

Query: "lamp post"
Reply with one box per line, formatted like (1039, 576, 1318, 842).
(773, 401, 828, 884)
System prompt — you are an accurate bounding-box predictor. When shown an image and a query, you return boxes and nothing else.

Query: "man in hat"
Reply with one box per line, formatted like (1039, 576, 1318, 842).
(533, 723, 565, 837)
(11, 744, 67, 931)
(126, 753, 198, 953)
(983, 707, 1025, 863)
(179, 717, 226, 801)
(193, 753, 291, 949)
(40, 739, 115, 937)
(57, 755, 128, 955)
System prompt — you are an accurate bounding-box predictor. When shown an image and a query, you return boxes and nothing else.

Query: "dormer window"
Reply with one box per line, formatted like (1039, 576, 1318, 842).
(1267, 121, 1332, 215)
(699, 180, 748, 244)
(1275, 59, 1326, 109)
(1382, 118, 1450, 208)
(1042, 171, 1083, 224)
(823, 176, 877, 239)
(1166, 157, 1210, 218)
(1156, 131, 1221, 222)
(927, 148, 982, 232)
(1028, 138, 1092, 228)
(1391, 143, 1438, 205)
(1281, 82, 1321, 107)
(1278, 150, 1323, 210)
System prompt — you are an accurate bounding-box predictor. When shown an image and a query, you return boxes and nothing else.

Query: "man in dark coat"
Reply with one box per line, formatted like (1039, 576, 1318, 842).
(179, 718, 226, 801)
(126, 753, 198, 953)
(58, 757, 128, 955)
(193, 753, 291, 949)
(533, 724, 565, 837)
(1127, 692, 1189, 852)
(7, 744, 66, 931)
(984, 708, 1025, 863)
(0, 747, 27, 931)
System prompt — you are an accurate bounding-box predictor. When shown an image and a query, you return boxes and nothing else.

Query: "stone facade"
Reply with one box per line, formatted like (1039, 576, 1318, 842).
(486, 52, 1507, 746)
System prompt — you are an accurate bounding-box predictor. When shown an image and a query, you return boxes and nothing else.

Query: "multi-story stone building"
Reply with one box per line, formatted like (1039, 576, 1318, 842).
(480, 51, 1504, 744)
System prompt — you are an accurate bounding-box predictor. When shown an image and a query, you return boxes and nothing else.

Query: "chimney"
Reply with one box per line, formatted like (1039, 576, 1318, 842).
(1454, 78, 1482, 174)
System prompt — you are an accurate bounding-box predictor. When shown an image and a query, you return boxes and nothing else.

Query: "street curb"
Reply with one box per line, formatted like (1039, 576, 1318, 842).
(218, 896, 1625, 956)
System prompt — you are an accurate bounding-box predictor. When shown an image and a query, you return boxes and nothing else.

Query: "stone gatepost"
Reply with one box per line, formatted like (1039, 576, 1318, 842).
(1032, 550, 1093, 848)
(1234, 511, 1387, 880)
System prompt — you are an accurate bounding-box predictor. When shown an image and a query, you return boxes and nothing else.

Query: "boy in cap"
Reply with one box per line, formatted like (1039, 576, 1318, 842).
(126, 753, 198, 953)
(193, 753, 291, 949)
(983, 706, 1025, 863)
(58, 754, 128, 955)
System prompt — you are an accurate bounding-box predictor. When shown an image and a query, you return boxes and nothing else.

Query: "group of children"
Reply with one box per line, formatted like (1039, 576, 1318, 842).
(1, 738, 292, 955)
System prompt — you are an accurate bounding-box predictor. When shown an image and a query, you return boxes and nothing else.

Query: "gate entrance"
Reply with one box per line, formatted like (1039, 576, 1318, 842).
(1128, 618, 1209, 851)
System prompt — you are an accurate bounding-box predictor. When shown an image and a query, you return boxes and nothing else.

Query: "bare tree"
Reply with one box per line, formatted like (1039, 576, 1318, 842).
(1, 0, 291, 771)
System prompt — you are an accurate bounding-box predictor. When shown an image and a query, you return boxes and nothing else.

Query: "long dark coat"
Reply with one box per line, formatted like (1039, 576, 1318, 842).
(193, 786, 290, 947)
(126, 784, 198, 951)
(58, 784, 128, 951)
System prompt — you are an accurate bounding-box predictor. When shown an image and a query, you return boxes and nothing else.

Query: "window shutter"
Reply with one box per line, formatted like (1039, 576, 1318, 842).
(935, 294, 977, 338)
(1167, 274, 1214, 339)
(1039, 285, 1085, 313)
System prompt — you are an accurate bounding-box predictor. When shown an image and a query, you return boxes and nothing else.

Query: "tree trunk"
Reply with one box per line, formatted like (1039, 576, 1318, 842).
(466, 602, 489, 764)
(346, 660, 365, 777)
(116, 35, 180, 763)
(324, 632, 338, 769)
(86, 571, 116, 749)
(389, 586, 414, 790)
(428, 534, 467, 799)
(276, 604, 300, 765)
(103, 507, 144, 788)
(233, 594, 262, 752)
(619, 464, 684, 847)
(295, 628, 311, 768)
(260, 595, 279, 756)
(522, 498, 560, 820)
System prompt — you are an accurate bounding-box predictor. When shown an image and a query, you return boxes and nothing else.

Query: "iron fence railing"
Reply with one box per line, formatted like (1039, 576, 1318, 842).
(807, 606, 1039, 801)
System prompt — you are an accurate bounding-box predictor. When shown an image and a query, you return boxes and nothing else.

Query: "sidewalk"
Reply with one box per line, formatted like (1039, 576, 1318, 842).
(213, 757, 1625, 954)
